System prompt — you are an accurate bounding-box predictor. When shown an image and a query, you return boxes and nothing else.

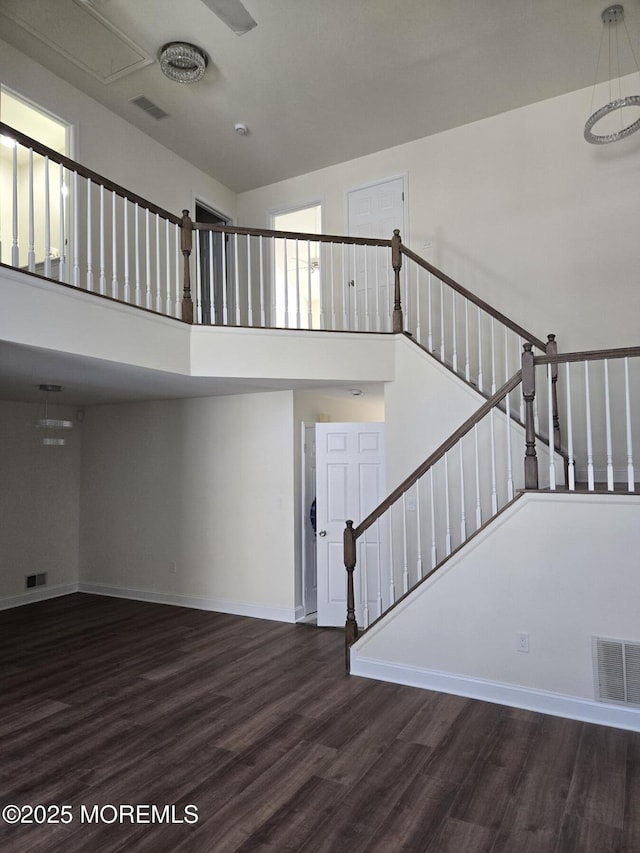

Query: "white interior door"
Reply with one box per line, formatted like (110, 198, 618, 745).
(347, 177, 405, 331)
(316, 422, 386, 627)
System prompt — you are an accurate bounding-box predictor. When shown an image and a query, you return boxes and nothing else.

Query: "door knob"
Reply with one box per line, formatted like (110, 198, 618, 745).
(318, 530, 327, 537)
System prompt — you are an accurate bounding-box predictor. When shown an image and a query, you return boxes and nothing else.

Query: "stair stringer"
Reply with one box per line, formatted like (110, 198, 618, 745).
(350, 491, 640, 732)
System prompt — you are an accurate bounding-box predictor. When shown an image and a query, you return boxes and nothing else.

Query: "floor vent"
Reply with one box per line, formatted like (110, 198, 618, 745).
(130, 95, 169, 121)
(594, 637, 640, 706)
(25, 573, 47, 590)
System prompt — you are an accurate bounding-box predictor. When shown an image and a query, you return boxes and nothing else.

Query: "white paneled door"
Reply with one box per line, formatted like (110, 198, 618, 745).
(316, 423, 386, 627)
(347, 177, 405, 331)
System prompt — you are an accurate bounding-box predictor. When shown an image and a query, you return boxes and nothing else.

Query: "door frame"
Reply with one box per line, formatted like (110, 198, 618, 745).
(301, 421, 317, 617)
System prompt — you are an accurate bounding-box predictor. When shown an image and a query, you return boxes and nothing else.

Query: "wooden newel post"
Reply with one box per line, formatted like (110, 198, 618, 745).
(344, 520, 358, 672)
(180, 209, 194, 324)
(547, 333, 561, 451)
(522, 342, 538, 489)
(392, 229, 403, 333)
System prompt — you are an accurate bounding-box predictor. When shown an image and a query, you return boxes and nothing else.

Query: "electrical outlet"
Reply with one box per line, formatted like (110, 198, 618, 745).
(516, 632, 530, 653)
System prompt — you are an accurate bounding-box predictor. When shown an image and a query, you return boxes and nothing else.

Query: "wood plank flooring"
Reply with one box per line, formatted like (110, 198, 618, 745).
(0, 593, 638, 852)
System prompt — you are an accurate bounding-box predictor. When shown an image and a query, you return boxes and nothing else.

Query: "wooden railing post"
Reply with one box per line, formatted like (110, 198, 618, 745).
(181, 209, 194, 323)
(522, 342, 538, 489)
(344, 520, 358, 672)
(547, 333, 561, 451)
(392, 229, 403, 333)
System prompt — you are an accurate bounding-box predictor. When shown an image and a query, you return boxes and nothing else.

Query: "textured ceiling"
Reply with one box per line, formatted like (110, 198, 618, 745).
(1, 0, 638, 192)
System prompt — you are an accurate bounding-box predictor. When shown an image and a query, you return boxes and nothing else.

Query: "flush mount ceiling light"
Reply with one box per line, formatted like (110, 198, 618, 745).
(584, 5, 640, 144)
(159, 42, 208, 84)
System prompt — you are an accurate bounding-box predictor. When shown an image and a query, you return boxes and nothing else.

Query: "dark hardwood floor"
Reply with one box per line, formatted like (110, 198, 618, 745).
(0, 594, 638, 852)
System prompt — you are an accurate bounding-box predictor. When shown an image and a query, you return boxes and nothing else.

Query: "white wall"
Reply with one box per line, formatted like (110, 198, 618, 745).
(385, 335, 482, 490)
(0, 39, 236, 222)
(0, 401, 81, 605)
(238, 77, 640, 352)
(79, 391, 298, 619)
(351, 492, 640, 729)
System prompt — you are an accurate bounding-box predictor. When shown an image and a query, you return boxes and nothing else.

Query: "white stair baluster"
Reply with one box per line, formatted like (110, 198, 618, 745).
(44, 156, 51, 278)
(247, 235, 253, 327)
(490, 318, 496, 393)
(133, 203, 141, 304)
(28, 149, 35, 272)
(604, 359, 614, 491)
(548, 365, 556, 490)
(294, 240, 301, 328)
(352, 244, 359, 331)
(11, 142, 19, 267)
(361, 529, 369, 629)
(111, 191, 118, 297)
(427, 272, 433, 352)
(165, 219, 171, 316)
(259, 235, 266, 326)
(174, 221, 180, 316)
(209, 231, 215, 323)
(73, 171, 79, 287)
(376, 518, 383, 617)
(464, 299, 470, 382)
(388, 506, 396, 604)
(363, 244, 370, 332)
(282, 238, 289, 327)
(155, 214, 161, 312)
(624, 357, 635, 491)
(319, 241, 326, 330)
(439, 279, 445, 362)
(429, 468, 437, 569)
(59, 164, 66, 282)
(329, 242, 337, 330)
(341, 243, 348, 329)
(415, 265, 422, 343)
(490, 409, 498, 514)
(402, 493, 409, 594)
(86, 178, 93, 291)
(221, 229, 228, 324)
(474, 424, 482, 529)
(452, 292, 458, 373)
(519, 337, 526, 423)
(459, 441, 466, 541)
(585, 361, 595, 491)
(415, 480, 423, 582)
(505, 328, 514, 500)
(123, 199, 130, 303)
(145, 209, 151, 309)
(98, 183, 105, 293)
(477, 306, 484, 392)
(565, 363, 575, 490)
(444, 453, 452, 555)
(194, 230, 202, 324)
(234, 233, 241, 325)
(307, 240, 313, 329)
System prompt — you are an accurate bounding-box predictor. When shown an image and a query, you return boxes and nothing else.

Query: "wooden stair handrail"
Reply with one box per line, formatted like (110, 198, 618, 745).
(400, 245, 548, 352)
(0, 122, 181, 225)
(535, 345, 640, 365)
(352, 369, 523, 540)
(193, 220, 393, 248)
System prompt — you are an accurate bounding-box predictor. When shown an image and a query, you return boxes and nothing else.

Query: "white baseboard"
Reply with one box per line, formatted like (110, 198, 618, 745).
(350, 654, 640, 733)
(0, 582, 80, 611)
(78, 582, 300, 623)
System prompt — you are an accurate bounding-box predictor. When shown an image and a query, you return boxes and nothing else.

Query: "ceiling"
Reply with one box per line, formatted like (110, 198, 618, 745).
(1, 0, 638, 194)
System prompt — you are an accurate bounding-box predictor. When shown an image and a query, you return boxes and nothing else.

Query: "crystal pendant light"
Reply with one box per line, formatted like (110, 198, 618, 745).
(34, 384, 72, 446)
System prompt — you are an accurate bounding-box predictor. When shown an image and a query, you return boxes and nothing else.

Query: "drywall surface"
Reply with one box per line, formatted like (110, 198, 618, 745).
(352, 493, 640, 704)
(238, 77, 640, 352)
(0, 400, 81, 603)
(0, 39, 236, 220)
(79, 391, 298, 617)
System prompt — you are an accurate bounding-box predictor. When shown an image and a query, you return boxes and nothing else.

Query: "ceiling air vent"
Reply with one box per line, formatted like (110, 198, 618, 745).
(594, 637, 640, 706)
(130, 96, 169, 121)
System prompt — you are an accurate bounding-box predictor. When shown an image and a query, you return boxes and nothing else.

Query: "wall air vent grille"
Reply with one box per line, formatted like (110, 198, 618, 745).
(594, 637, 640, 706)
(130, 96, 169, 121)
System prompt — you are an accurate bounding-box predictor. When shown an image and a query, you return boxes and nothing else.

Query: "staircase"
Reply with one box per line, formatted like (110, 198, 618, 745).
(2, 120, 639, 730)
